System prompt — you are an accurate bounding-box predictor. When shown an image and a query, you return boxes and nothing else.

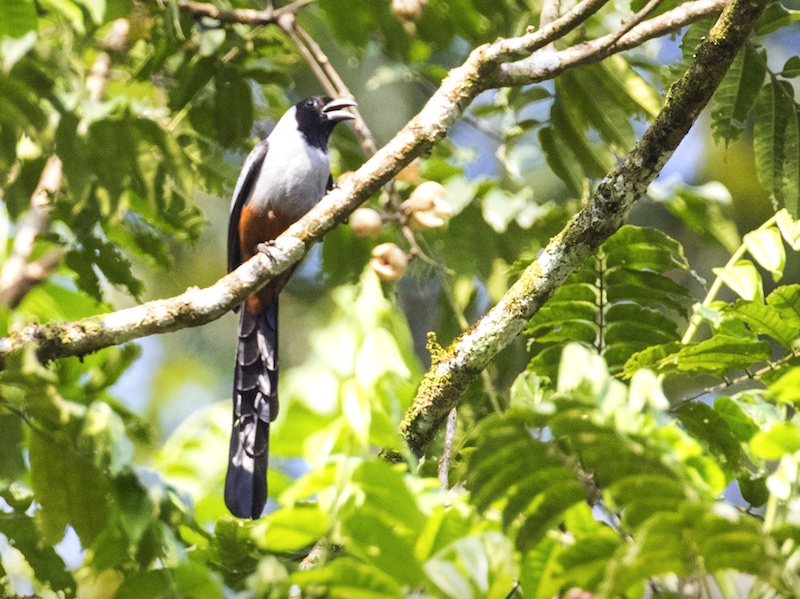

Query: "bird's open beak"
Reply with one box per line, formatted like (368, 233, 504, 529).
(322, 98, 357, 122)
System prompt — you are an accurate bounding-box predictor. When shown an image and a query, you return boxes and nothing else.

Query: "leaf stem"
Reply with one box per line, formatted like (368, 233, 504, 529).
(681, 214, 777, 344)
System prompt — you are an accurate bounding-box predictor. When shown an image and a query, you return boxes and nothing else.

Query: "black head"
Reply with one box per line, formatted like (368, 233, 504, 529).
(294, 96, 357, 150)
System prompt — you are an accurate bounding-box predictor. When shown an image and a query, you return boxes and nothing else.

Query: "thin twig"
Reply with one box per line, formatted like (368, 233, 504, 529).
(540, 0, 562, 29)
(401, 225, 454, 273)
(291, 20, 379, 156)
(669, 348, 800, 411)
(438, 407, 457, 490)
(278, 14, 337, 94)
(502, 0, 612, 60)
(288, 541, 339, 599)
(175, 0, 315, 26)
(604, 0, 666, 48)
(275, 12, 397, 211)
(497, 0, 727, 84)
(538, 0, 562, 58)
(683, 214, 777, 344)
(0, 156, 63, 308)
(503, 581, 521, 599)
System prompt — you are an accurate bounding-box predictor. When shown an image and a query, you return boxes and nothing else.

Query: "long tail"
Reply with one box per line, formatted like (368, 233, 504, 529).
(225, 301, 279, 519)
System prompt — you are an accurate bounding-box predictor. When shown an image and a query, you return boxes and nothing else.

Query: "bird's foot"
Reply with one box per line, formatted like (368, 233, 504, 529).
(256, 240, 277, 255)
(256, 240, 279, 268)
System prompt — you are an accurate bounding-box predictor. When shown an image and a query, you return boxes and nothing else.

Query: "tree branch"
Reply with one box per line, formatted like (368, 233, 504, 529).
(0, 0, 737, 385)
(0, 156, 63, 309)
(399, 0, 766, 457)
(495, 0, 726, 85)
(174, 0, 315, 26)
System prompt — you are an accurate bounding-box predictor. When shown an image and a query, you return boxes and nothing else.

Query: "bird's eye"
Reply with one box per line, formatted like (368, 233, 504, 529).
(304, 99, 315, 108)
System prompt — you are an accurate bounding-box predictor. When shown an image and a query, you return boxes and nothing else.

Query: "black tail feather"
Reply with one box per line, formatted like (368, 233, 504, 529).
(225, 301, 279, 519)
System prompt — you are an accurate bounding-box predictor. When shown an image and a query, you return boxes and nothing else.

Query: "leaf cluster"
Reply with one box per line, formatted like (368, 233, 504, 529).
(1, 0, 800, 597)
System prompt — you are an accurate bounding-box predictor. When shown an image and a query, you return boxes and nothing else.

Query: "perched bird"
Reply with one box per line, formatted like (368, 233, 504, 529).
(225, 96, 356, 519)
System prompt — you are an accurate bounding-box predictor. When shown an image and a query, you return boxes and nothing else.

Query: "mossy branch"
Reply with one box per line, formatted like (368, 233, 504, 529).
(400, 0, 768, 457)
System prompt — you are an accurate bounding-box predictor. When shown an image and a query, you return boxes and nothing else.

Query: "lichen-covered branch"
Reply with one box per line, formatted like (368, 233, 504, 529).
(0, 0, 733, 374)
(400, 0, 766, 458)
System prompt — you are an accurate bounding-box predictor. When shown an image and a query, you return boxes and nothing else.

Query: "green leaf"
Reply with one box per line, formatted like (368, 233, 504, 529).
(426, 532, 516, 598)
(724, 299, 799, 346)
(753, 80, 800, 214)
(713, 259, 763, 302)
(607, 474, 687, 528)
(467, 413, 587, 552)
(0, 515, 75, 593)
(0, 30, 36, 69)
(559, 67, 636, 153)
(481, 187, 540, 233)
(80, 401, 134, 475)
(675, 335, 771, 375)
(713, 396, 759, 442)
(744, 227, 785, 281)
(168, 55, 216, 113)
(415, 503, 472, 562)
(171, 561, 224, 599)
(603, 225, 689, 271)
(29, 430, 110, 546)
(424, 560, 472, 599)
(77, 0, 105, 23)
(526, 299, 598, 333)
(626, 335, 771, 376)
(214, 66, 253, 147)
(112, 570, 170, 599)
(766, 284, 800, 328)
(527, 226, 690, 378)
(341, 510, 425, 587)
(783, 94, 800, 216)
(603, 505, 787, 596)
(755, 3, 800, 35)
(605, 510, 691, 592)
(352, 461, 425, 534)
(776, 209, 800, 250)
(711, 45, 766, 144)
(213, 517, 260, 578)
(108, 472, 157, 558)
(553, 75, 616, 176)
(738, 473, 769, 507)
(292, 557, 404, 599)
(253, 505, 329, 552)
(337, 461, 427, 586)
(0, 0, 38, 39)
(558, 530, 621, 591)
(0, 413, 25, 479)
(674, 402, 744, 473)
(767, 367, 800, 407)
(519, 536, 563, 599)
(751, 422, 800, 459)
(605, 304, 679, 342)
(598, 55, 662, 119)
(650, 179, 740, 253)
(782, 56, 800, 79)
(539, 126, 584, 197)
(0, 70, 47, 133)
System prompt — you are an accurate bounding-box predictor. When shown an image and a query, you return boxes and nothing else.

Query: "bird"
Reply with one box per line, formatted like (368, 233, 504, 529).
(225, 96, 356, 519)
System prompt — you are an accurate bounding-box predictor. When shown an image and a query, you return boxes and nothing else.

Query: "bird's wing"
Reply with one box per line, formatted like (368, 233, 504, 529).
(228, 139, 270, 274)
